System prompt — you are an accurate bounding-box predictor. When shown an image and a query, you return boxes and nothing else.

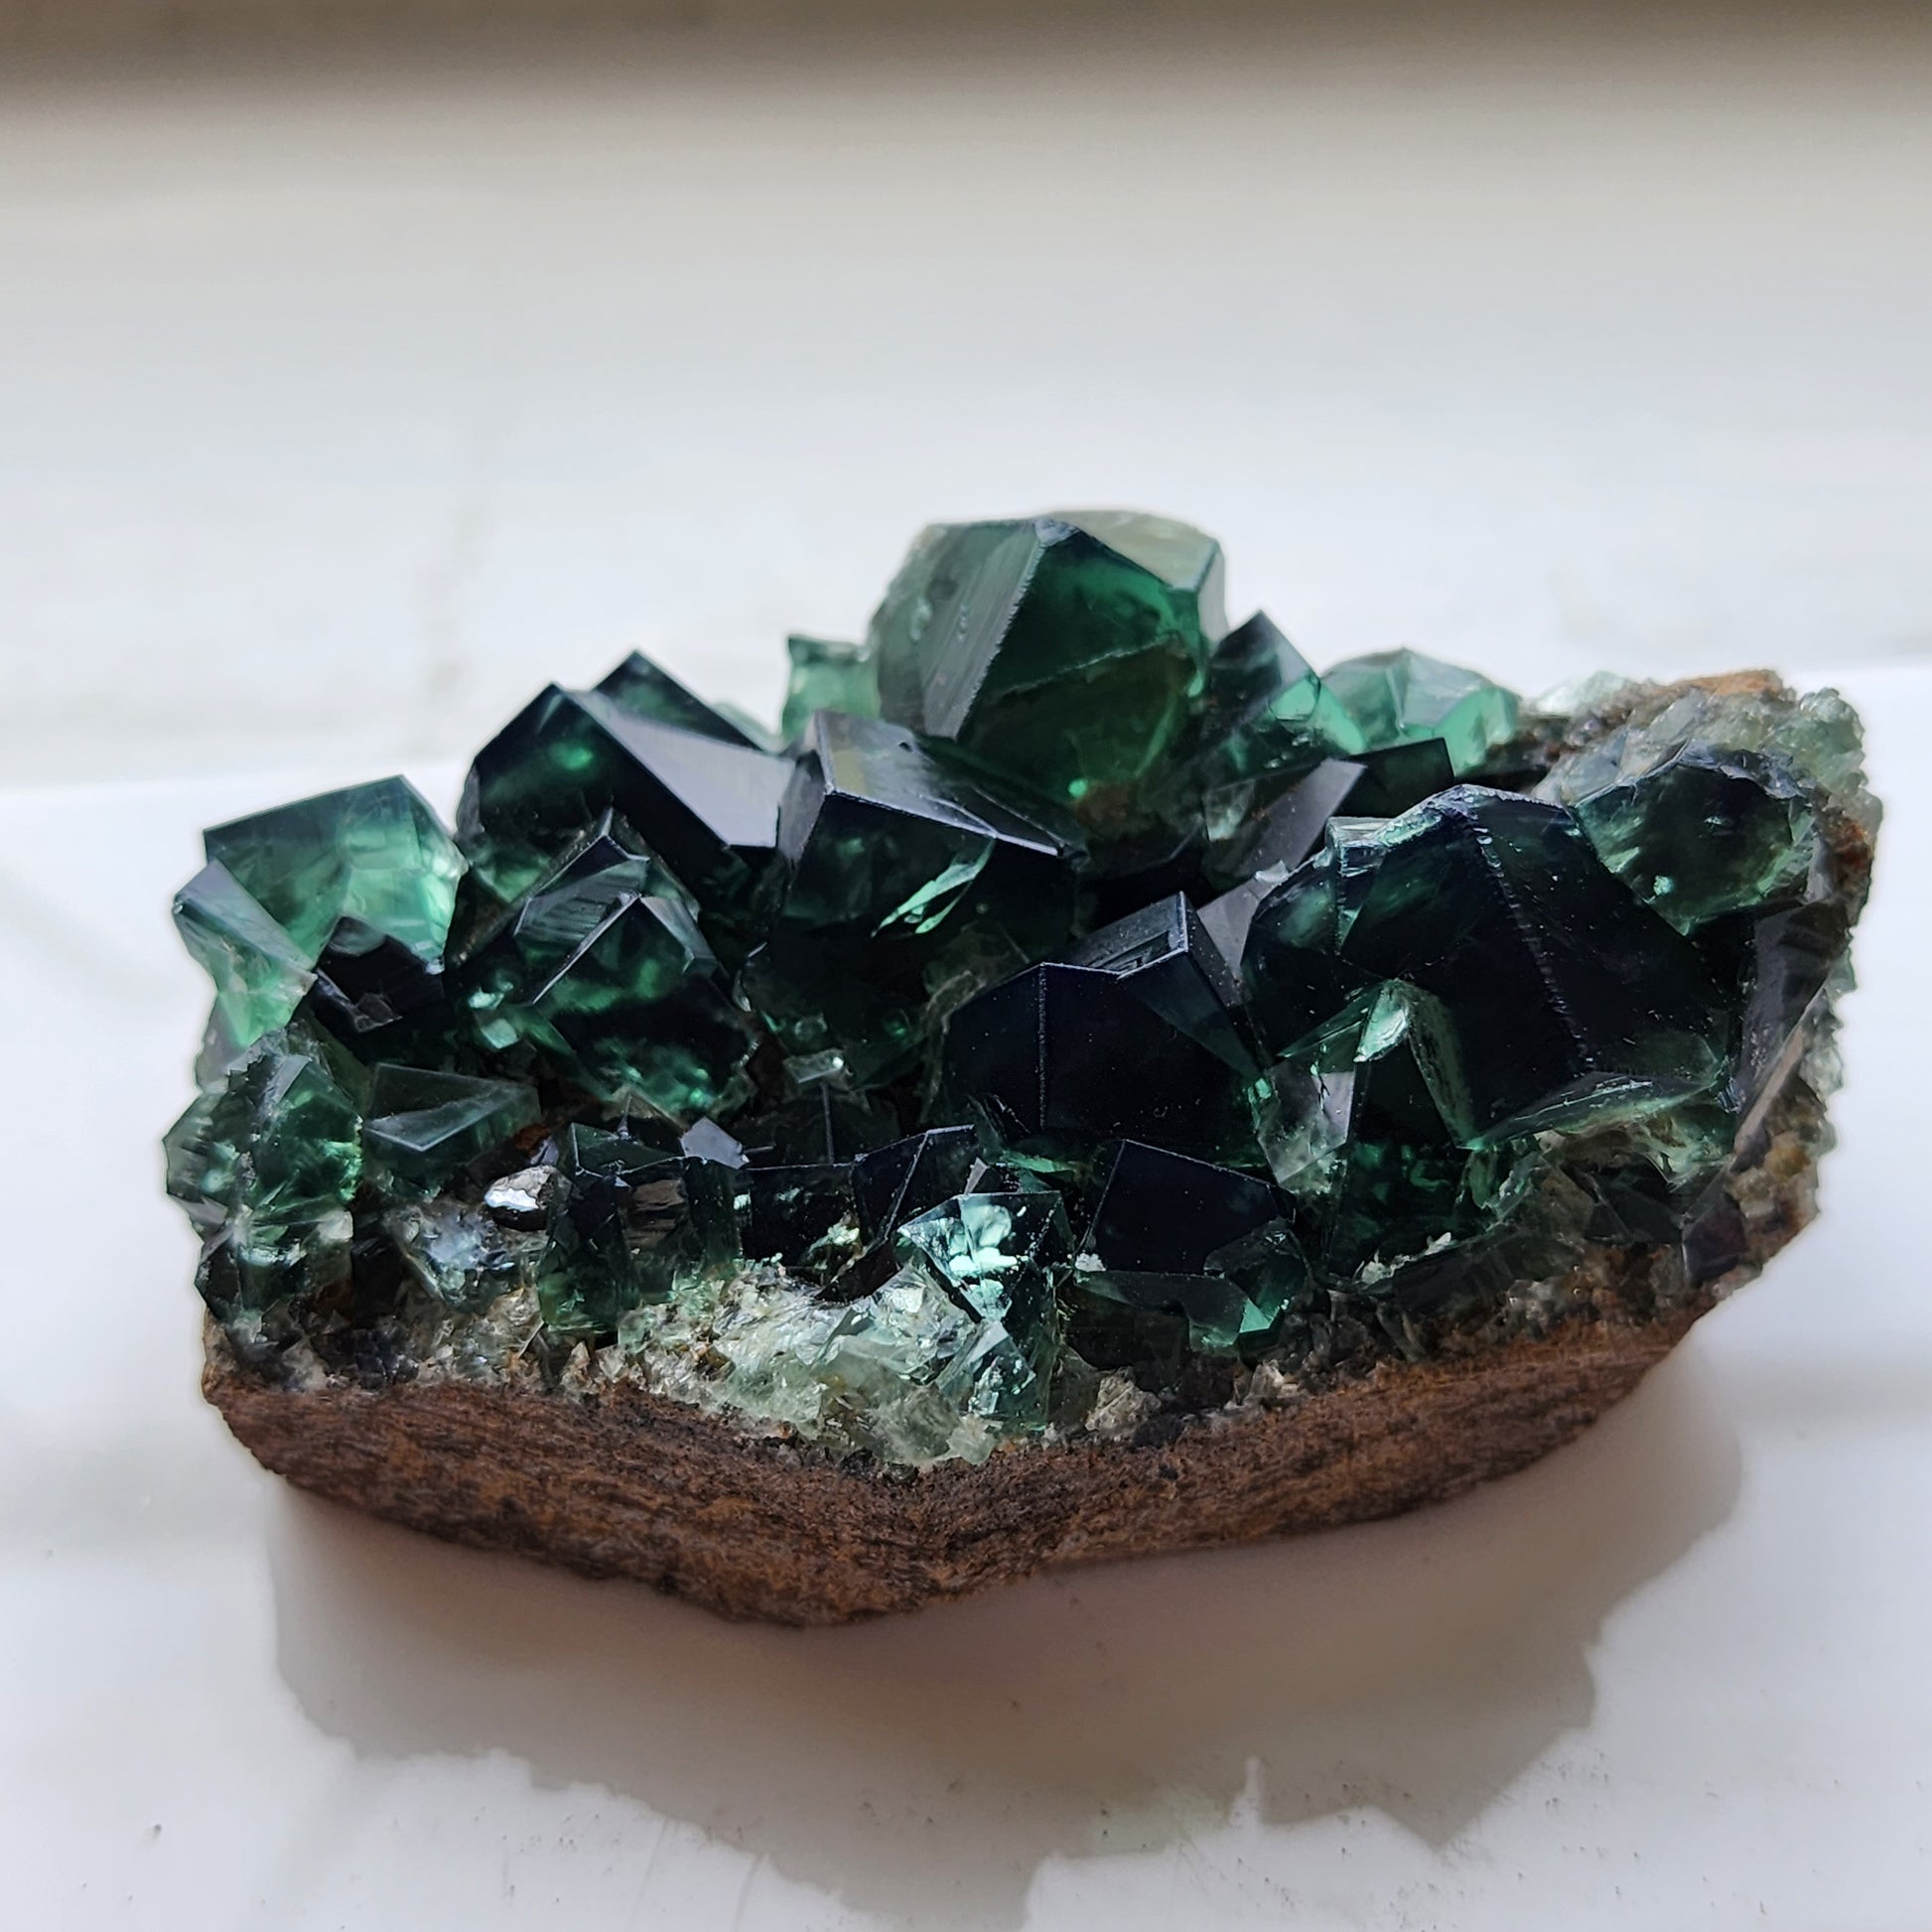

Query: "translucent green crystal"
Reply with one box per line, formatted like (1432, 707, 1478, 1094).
(456, 682, 791, 922)
(596, 651, 768, 749)
(164, 507, 1874, 1469)
(1321, 648, 1521, 776)
(869, 510, 1224, 818)
(165, 1035, 362, 1315)
(1342, 789, 1727, 1142)
(383, 1197, 527, 1312)
(458, 814, 757, 1121)
(744, 710, 1081, 1088)
(361, 1065, 538, 1196)
(1065, 1142, 1304, 1359)
(536, 1124, 737, 1336)
(173, 862, 316, 1059)
(1254, 981, 1481, 1278)
(1248, 789, 1728, 1146)
(205, 777, 463, 966)
(1197, 612, 1366, 791)
(895, 1190, 1070, 1425)
(781, 635, 879, 740)
(1565, 745, 1818, 933)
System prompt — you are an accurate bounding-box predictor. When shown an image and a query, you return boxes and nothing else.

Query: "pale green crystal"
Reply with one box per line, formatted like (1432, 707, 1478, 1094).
(205, 776, 463, 964)
(1322, 648, 1521, 775)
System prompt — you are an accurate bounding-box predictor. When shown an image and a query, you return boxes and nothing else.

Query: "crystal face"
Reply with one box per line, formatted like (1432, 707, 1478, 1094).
(166, 514, 1877, 1467)
(869, 511, 1226, 824)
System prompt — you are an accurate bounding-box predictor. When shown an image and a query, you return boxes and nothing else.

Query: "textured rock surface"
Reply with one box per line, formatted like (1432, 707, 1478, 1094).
(168, 512, 1876, 1619)
(204, 1010, 1828, 1622)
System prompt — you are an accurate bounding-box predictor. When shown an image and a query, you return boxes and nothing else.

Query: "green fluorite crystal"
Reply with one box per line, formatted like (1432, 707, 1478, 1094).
(206, 776, 463, 965)
(1197, 613, 1365, 791)
(869, 510, 1225, 821)
(177, 777, 464, 1064)
(173, 862, 316, 1056)
(361, 1065, 538, 1196)
(1321, 648, 1521, 775)
(781, 634, 879, 741)
(742, 710, 1081, 1088)
(896, 1191, 1069, 1427)
(166, 1035, 363, 1316)
(458, 813, 758, 1120)
(456, 683, 792, 923)
(1567, 744, 1817, 932)
(384, 1197, 528, 1313)
(536, 1124, 737, 1335)
(166, 517, 1877, 1468)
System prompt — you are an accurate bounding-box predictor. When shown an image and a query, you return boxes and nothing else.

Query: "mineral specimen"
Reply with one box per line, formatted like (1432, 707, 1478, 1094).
(172, 510, 1877, 1617)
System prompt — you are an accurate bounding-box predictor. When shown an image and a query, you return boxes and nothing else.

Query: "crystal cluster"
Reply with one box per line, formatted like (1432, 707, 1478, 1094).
(167, 511, 1876, 1467)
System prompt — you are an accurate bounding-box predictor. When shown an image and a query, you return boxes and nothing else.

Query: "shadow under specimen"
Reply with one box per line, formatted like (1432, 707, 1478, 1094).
(269, 1341, 1741, 1928)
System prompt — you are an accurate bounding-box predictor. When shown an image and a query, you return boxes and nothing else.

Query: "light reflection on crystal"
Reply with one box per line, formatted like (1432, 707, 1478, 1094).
(165, 524, 1874, 1466)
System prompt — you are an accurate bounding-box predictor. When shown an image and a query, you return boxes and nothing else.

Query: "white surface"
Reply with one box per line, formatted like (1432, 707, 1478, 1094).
(0, 661, 1927, 1930)
(5, 17, 1932, 1925)
(2, 17, 1932, 790)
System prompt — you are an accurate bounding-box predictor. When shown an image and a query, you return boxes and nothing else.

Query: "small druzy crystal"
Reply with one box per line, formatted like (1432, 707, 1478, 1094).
(167, 511, 1877, 1470)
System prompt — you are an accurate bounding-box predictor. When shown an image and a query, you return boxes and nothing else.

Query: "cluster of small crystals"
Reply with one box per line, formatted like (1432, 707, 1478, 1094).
(165, 511, 1877, 1467)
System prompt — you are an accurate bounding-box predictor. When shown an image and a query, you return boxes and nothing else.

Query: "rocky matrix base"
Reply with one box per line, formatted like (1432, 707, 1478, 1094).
(168, 511, 1876, 1622)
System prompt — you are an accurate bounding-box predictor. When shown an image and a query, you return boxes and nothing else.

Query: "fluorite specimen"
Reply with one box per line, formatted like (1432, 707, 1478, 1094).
(169, 511, 1877, 1480)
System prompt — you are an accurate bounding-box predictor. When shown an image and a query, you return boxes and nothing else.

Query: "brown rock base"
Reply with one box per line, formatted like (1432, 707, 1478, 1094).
(206, 1302, 1703, 1625)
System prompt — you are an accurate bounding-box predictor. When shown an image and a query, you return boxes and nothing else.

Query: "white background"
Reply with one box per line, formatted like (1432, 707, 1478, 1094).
(3, 6, 1931, 788)
(2, 8, 1929, 1928)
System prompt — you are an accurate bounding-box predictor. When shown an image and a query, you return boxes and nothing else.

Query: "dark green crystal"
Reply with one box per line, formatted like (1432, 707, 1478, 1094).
(166, 1035, 362, 1316)
(361, 1065, 538, 1196)
(205, 776, 463, 965)
(456, 680, 791, 926)
(1567, 743, 1817, 933)
(743, 710, 1082, 1088)
(458, 814, 757, 1121)
(1321, 648, 1521, 776)
(869, 510, 1224, 820)
(781, 634, 879, 741)
(1339, 788, 1728, 1143)
(1196, 612, 1365, 794)
(1254, 981, 1481, 1277)
(896, 1191, 1069, 1425)
(596, 651, 768, 750)
(1064, 1141, 1300, 1360)
(165, 509, 1873, 1468)
(536, 1124, 736, 1336)
(173, 862, 316, 1058)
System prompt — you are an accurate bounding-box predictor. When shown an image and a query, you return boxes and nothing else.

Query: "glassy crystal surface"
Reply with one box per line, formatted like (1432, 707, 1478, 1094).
(1196, 613, 1366, 792)
(206, 777, 464, 966)
(536, 1124, 737, 1335)
(1321, 648, 1522, 775)
(173, 862, 316, 1055)
(384, 1197, 527, 1313)
(1066, 891, 1258, 1075)
(896, 1191, 1069, 1425)
(595, 650, 767, 749)
(457, 813, 758, 1120)
(457, 682, 792, 925)
(869, 511, 1225, 819)
(1339, 788, 1729, 1143)
(781, 635, 880, 741)
(942, 961, 1251, 1159)
(743, 710, 1082, 1088)
(1567, 744, 1817, 932)
(166, 511, 1875, 1468)
(361, 1065, 539, 1196)
(166, 1035, 363, 1316)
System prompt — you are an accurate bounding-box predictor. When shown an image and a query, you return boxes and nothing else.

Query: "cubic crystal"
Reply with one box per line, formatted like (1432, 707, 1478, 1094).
(163, 511, 1874, 1471)
(869, 510, 1225, 818)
